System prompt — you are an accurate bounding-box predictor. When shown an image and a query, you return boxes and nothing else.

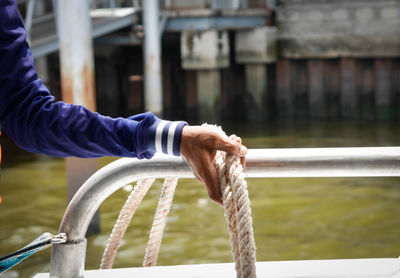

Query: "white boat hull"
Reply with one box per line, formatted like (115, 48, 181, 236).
(33, 258, 400, 278)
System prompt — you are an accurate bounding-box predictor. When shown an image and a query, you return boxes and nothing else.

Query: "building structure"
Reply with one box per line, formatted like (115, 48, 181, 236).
(18, 0, 400, 122)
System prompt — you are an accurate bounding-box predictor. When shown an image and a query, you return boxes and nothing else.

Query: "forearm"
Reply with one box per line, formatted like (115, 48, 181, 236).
(1, 79, 186, 158)
(0, 0, 186, 159)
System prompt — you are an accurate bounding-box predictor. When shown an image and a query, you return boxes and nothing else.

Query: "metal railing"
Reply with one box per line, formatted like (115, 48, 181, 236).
(49, 147, 400, 277)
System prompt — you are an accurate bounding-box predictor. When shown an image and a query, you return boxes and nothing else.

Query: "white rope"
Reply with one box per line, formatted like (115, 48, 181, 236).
(100, 125, 256, 277)
(203, 123, 257, 278)
(226, 154, 257, 278)
(100, 178, 155, 269)
(143, 178, 178, 266)
(217, 150, 243, 276)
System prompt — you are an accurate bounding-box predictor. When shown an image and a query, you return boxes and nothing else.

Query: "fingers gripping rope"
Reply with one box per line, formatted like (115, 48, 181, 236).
(204, 124, 257, 278)
(101, 125, 256, 278)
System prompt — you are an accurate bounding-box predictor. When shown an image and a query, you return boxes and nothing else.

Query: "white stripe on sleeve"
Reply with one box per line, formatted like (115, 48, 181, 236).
(155, 121, 167, 153)
(167, 122, 179, 155)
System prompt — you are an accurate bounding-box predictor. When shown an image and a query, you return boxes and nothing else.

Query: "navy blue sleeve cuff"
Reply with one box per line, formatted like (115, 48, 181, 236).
(146, 118, 187, 156)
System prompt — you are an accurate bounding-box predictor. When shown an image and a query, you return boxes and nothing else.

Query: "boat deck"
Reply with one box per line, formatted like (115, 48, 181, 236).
(33, 258, 400, 278)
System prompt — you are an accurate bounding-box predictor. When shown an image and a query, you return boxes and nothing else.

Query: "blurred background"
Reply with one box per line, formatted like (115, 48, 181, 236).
(1, 0, 400, 277)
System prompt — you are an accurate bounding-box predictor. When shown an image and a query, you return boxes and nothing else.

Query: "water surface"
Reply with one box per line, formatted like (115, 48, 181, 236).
(1, 120, 399, 278)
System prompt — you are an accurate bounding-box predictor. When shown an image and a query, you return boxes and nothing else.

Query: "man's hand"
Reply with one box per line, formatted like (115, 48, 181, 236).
(180, 125, 247, 205)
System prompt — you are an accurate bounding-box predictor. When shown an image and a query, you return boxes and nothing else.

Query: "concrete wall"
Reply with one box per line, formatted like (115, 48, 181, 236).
(277, 0, 400, 58)
(49, 0, 400, 123)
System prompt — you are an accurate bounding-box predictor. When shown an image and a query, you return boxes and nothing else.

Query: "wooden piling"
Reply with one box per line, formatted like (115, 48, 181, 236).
(197, 70, 220, 123)
(220, 63, 246, 122)
(162, 56, 172, 117)
(184, 70, 198, 122)
(340, 58, 358, 119)
(308, 60, 325, 119)
(245, 64, 267, 121)
(394, 59, 400, 121)
(359, 60, 375, 120)
(95, 57, 121, 117)
(324, 60, 340, 119)
(276, 60, 292, 118)
(375, 59, 392, 120)
(290, 60, 308, 118)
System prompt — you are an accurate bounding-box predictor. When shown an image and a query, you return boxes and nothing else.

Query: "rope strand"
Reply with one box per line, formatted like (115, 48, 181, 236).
(100, 178, 155, 269)
(216, 148, 242, 276)
(143, 178, 178, 266)
(226, 155, 257, 278)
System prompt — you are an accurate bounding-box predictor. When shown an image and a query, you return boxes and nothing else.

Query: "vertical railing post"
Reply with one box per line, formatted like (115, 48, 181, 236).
(55, 0, 99, 236)
(50, 239, 87, 278)
(143, 0, 163, 116)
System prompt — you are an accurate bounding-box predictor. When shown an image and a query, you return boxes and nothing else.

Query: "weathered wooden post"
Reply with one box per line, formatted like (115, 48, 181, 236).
(375, 59, 392, 120)
(276, 60, 292, 118)
(340, 59, 358, 119)
(235, 26, 277, 121)
(181, 30, 230, 123)
(308, 60, 325, 118)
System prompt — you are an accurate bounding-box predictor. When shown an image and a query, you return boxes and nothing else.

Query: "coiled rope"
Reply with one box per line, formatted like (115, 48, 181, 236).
(101, 125, 256, 278)
(208, 124, 257, 278)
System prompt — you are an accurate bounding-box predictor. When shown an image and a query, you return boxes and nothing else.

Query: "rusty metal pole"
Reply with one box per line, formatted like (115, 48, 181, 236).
(143, 0, 163, 116)
(33, 0, 49, 86)
(56, 0, 99, 234)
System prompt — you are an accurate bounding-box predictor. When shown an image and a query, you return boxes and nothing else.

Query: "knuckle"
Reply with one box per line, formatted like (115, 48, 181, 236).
(229, 142, 240, 154)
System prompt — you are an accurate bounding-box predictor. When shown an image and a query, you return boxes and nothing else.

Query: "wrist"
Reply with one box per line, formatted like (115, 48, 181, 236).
(148, 119, 187, 156)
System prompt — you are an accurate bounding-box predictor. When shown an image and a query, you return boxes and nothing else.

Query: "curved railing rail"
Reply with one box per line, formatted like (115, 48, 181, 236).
(49, 147, 400, 278)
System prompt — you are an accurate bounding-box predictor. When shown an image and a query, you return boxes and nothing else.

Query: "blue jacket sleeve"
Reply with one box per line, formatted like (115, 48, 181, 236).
(0, 0, 187, 159)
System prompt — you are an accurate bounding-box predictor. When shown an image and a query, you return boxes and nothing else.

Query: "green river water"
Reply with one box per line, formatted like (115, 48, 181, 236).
(0, 120, 399, 278)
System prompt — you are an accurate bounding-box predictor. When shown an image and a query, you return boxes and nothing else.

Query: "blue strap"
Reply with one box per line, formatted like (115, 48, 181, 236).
(0, 233, 67, 273)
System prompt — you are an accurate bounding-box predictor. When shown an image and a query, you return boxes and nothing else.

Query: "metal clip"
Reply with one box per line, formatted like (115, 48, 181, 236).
(51, 233, 67, 244)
